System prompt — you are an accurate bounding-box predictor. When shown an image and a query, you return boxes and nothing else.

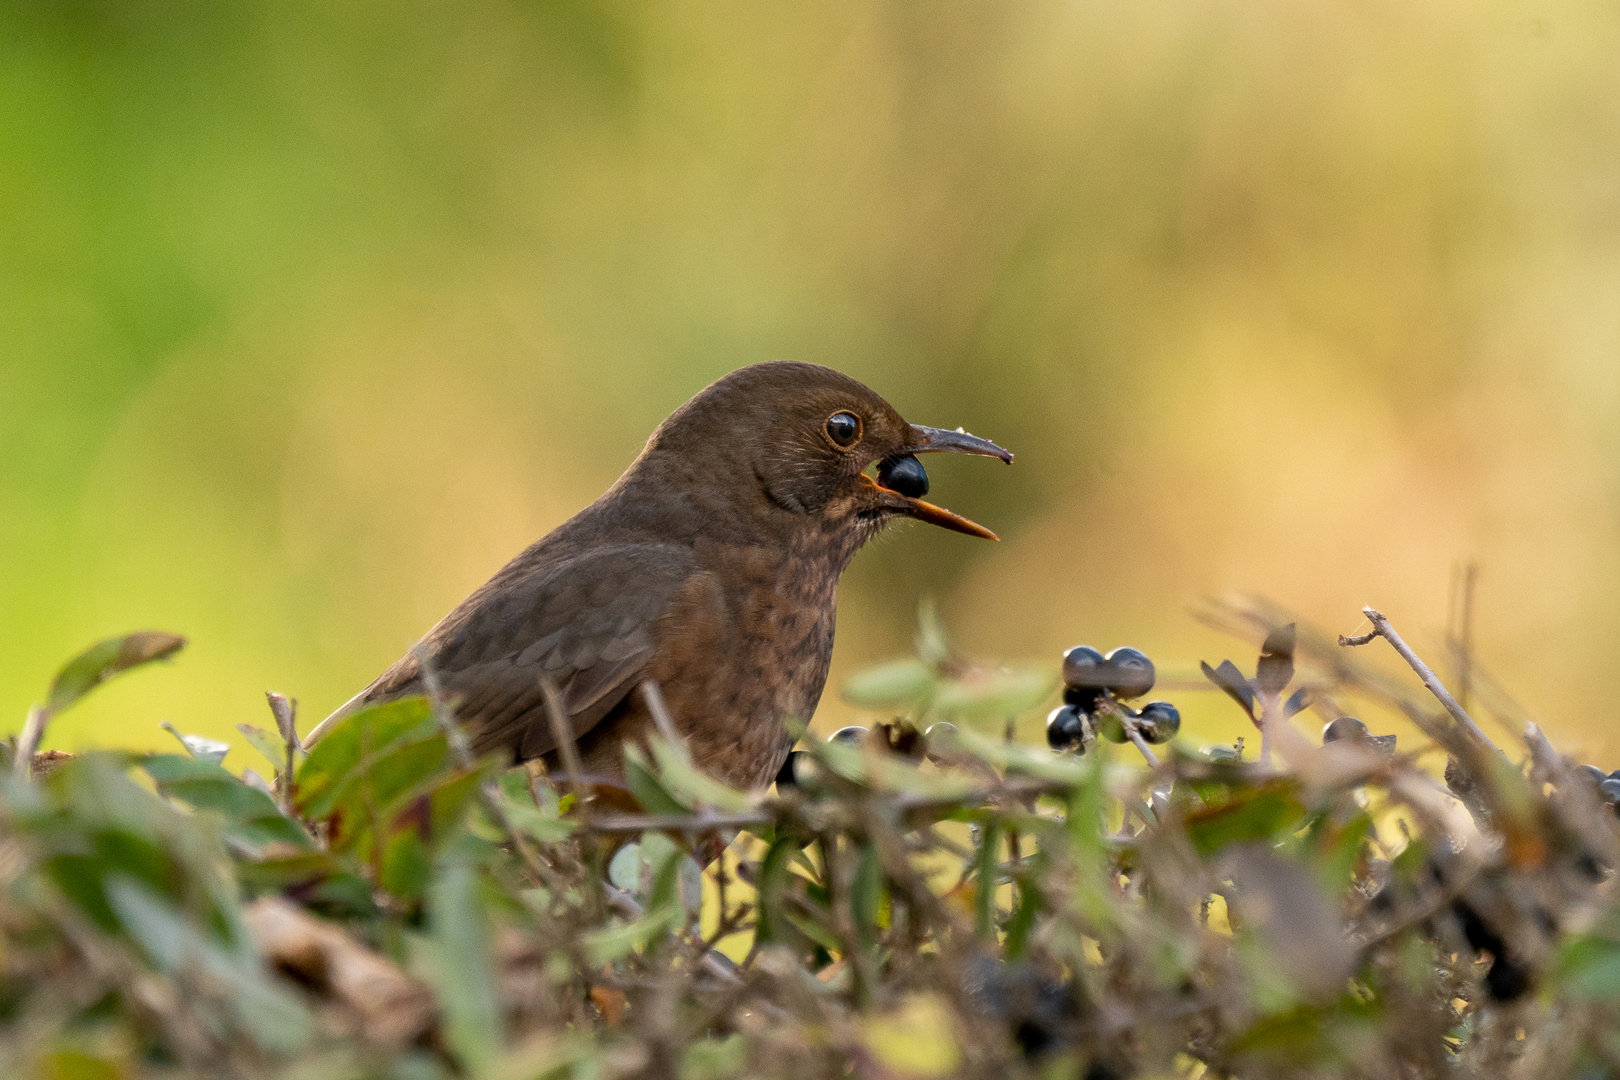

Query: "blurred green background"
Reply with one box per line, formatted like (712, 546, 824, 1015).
(5, 0, 1620, 769)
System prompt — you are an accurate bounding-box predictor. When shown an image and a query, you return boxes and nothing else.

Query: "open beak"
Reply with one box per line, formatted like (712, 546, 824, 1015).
(865, 425, 1013, 541)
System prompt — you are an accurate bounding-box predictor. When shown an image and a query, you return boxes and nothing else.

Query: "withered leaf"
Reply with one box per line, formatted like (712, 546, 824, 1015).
(1202, 659, 1257, 722)
(1256, 623, 1296, 699)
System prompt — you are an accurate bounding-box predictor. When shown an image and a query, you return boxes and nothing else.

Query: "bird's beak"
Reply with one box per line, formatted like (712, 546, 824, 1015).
(907, 425, 1015, 464)
(863, 425, 1013, 541)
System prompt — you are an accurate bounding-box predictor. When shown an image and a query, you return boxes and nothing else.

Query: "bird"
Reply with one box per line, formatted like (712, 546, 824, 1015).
(303, 361, 1012, 792)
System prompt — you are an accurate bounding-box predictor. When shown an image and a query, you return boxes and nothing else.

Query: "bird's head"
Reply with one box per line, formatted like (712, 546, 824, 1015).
(638, 362, 1012, 544)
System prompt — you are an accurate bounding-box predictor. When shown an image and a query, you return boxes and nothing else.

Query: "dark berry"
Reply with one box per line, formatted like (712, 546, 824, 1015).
(1600, 778, 1620, 804)
(1061, 645, 1107, 689)
(1046, 706, 1087, 751)
(1062, 684, 1104, 712)
(1610, 769, 1620, 781)
(877, 454, 929, 498)
(829, 726, 867, 746)
(1136, 701, 1181, 744)
(923, 722, 958, 763)
(1323, 716, 1370, 744)
(775, 750, 809, 789)
(1104, 647, 1155, 700)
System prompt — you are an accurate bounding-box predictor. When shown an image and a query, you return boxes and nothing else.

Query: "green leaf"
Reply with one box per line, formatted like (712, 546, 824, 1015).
(294, 698, 456, 854)
(498, 785, 575, 844)
(381, 829, 433, 901)
(1185, 782, 1307, 857)
(680, 1033, 747, 1080)
(956, 727, 1088, 784)
(842, 659, 937, 710)
(932, 667, 1054, 723)
(782, 910, 843, 956)
(428, 861, 503, 1073)
(623, 744, 690, 815)
(583, 901, 681, 965)
(45, 632, 186, 715)
(294, 697, 440, 818)
(975, 819, 1001, 941)
(1558, 934, 1620, 998)
(236, 722, 297, 777)
(649, 738, 756, 812)
(1309, 811, 1372, 897)
(753, 835, 800, 944)
(104, 872, 311, 1053)
(142, 754, 310, 849)
(1004, 869, 1040, 959)
(853, 842, 884, 948)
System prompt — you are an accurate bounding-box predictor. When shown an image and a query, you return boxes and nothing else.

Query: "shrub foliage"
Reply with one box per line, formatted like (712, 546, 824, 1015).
(4, 599, 1620, 1079)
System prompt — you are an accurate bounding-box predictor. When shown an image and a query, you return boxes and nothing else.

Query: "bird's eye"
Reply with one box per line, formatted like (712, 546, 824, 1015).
(825, 411, 861, 447)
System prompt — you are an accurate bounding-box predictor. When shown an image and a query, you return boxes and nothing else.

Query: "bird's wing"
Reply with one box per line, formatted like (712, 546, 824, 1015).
(312, 543, 698, 758)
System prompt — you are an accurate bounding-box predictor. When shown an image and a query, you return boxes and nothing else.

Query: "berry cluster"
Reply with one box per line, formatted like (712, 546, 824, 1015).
(1045, 645, 1180, 753)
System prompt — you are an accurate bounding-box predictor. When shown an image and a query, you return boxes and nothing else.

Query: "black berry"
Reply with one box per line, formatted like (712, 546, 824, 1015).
(775, 750, 808, 789)
(829, 726, 867, 746)
(1061, 645, 1107, 689)
(1104, 647, 1155, 700)
(1600, 778, 1620, 804)
(1136, 701, 1181, 744)
(1062, 684, 1104, 712)
(1046, 706, 1087, 751)
(1323, 716, 1370, 744)
(877, 454, 929, 499)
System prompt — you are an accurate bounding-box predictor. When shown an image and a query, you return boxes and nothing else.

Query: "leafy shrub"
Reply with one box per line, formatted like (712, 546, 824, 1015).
(4, 599, 1620, 1079)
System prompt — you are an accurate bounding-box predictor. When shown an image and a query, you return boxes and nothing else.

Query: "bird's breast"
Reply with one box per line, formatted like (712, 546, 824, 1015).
(646, 540, 842, 789)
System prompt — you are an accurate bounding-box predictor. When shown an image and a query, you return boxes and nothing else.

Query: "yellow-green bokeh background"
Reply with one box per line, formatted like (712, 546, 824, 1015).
(5, 1, 1620, 769)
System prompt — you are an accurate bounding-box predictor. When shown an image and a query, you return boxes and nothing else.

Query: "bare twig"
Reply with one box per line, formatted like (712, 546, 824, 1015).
(1338, 607, 1499, 754)
(265, 692, 299, 813)
(1449, 561, 1479, 712)
(14, 706, 48, 781)
(582, 776, 1078, 836)
(540, 674, 586, 799)
(640, 679, 683, 746)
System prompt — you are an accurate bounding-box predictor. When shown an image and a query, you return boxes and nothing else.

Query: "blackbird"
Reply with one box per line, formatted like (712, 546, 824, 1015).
(304, 361, 1011, 791)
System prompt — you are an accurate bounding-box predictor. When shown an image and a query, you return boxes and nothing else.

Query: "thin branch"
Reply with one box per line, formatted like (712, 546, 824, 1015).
(582, 776, 1081, 836)
(265, 692, 299, 814)
(1338, 606, 1499, 754)
(540, 674, 586, 799)
(14, 705, 48, 781)
(640, 679, 683, 746)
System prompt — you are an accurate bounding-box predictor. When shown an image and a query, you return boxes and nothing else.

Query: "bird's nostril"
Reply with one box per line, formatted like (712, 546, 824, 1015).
(877, 454, 929, 499)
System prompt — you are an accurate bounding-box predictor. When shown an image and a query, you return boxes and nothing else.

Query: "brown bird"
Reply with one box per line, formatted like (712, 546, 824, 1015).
(304, 362, 1011, 791)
